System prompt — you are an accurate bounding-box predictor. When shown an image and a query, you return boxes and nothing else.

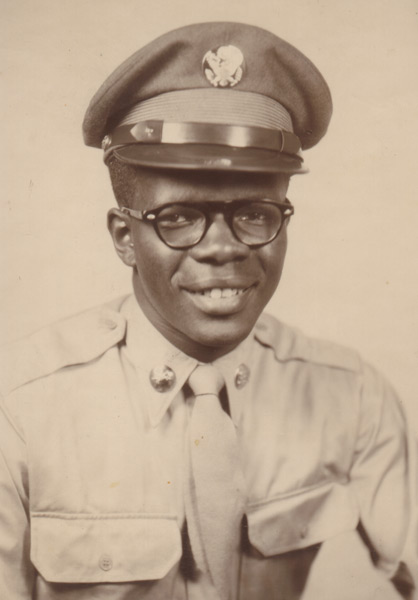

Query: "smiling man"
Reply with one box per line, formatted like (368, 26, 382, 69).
(0, 22, 414, 600)
(107, 167, 291, 361)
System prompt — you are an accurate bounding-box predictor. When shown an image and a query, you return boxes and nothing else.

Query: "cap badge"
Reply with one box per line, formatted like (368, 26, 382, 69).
(203, 45, 244, 88)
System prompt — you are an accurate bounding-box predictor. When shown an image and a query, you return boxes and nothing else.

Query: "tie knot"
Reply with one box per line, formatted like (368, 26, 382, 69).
(188, 364, 224, 397)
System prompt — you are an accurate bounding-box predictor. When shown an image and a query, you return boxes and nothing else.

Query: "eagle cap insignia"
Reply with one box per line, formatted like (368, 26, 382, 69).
(203, 45, 244, 88)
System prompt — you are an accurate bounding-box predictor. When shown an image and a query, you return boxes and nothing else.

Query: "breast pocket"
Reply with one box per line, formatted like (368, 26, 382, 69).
(30, 512, 182, 584)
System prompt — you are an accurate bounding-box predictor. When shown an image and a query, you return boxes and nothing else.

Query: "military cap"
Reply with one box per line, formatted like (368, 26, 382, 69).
(83, 22, 332, 173)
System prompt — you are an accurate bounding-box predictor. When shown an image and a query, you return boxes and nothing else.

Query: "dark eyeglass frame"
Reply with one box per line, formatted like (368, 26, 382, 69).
(121, 198, 294, 250)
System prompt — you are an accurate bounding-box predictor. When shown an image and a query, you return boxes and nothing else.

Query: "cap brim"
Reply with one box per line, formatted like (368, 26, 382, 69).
(113, 144, 307, 174)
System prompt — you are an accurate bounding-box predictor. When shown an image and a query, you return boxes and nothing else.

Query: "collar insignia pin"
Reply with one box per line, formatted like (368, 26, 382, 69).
(150, 365, 176, 393)
(235, 364, 250, 389)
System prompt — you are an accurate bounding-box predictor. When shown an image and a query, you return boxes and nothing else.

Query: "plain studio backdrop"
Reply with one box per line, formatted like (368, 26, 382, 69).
(1, 0, 418, 445)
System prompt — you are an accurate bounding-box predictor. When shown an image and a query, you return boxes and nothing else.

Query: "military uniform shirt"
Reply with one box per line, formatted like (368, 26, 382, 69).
(0, 294, 411, 599)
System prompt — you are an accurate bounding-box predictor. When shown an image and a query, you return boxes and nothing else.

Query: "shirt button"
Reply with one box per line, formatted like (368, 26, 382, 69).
(300, 525, 308, 539)
(99, 554, 113, 571)
(102, 317, 118, 330)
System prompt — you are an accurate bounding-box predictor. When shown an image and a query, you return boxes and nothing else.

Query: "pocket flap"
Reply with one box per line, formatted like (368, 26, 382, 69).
(31, 513, 182, 583)
(247, 482, 359, 556)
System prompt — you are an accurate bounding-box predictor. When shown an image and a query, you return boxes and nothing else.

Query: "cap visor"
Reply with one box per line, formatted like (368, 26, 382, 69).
(113, 144, 307, 174)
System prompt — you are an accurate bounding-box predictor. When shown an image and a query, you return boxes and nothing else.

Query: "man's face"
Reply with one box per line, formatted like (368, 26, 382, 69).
(111, 168, 290, 361)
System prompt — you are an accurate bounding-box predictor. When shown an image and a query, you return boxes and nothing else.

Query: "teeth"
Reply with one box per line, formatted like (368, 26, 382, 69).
(209, 288, 222, 299)
(196, 287, 245, 299)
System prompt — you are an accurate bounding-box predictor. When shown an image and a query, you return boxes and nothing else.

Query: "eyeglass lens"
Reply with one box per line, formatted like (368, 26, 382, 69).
(155, 202, 284, 248)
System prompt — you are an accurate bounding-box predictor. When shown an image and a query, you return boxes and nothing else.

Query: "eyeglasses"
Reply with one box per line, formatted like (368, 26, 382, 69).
(121, 199, 294, 250)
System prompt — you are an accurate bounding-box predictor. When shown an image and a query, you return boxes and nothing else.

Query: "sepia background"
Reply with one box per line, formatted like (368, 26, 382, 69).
(1, 0, 418, 440)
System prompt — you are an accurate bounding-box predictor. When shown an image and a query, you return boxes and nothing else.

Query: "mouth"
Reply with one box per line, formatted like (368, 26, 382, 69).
(181, 283, 256, 314)
(188, 286, 250, 299)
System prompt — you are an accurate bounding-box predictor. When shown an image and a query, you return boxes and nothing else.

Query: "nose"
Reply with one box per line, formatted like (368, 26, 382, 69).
(188, 214, 250, 264)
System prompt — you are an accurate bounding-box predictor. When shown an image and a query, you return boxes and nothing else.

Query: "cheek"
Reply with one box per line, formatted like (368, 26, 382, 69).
(260, 231, 288, 284)
(131, 227, 183, 292)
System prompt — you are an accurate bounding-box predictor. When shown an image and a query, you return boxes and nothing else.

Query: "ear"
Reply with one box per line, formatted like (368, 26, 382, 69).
(107, 208, 136, 267)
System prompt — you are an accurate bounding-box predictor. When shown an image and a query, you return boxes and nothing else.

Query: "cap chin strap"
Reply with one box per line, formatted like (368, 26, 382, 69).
(103, 120, 301, 158)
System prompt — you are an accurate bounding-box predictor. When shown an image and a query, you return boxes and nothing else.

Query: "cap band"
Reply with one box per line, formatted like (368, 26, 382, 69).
(103, 88, 302, 167)
(105, 121, 301, 158)
(118, 89, 294, 131)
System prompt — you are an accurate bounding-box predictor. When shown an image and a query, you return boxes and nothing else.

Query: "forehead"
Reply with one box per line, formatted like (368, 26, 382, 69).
(130, 168, 291, 208)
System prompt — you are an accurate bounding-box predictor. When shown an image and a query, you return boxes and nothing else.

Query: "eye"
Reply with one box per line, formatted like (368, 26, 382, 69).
(238, 210, 268, 223)
(160, 212, 188, 224)
(157, 205, 204, 230)
(235, 204, 276, 225)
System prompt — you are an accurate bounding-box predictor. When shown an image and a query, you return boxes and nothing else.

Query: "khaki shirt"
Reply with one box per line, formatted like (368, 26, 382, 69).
(0, 295, 412, 599)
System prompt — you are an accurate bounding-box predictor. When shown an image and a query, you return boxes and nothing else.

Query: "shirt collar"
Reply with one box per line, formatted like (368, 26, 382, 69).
(120, 295, 197, 427)
(213, 334, 254, 426)
(120, 294, 255, 428)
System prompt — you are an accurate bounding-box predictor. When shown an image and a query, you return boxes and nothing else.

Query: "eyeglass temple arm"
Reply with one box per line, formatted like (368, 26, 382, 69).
(121, 207, 149, 221)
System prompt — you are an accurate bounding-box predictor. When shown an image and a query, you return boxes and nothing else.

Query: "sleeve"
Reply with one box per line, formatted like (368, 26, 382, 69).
(349, 363, 411, 580)
(0, 397, 35, 599)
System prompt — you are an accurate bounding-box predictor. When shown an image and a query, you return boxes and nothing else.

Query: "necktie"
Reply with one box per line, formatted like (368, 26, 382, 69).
(185, 364, 246, 600)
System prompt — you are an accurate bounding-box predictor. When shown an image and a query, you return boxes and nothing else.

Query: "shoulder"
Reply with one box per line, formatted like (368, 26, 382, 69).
(254, 312, 362, 373)
(254, 313, 405, 422)
(0, 296, 128, 396)
(253, 312, 407, 438)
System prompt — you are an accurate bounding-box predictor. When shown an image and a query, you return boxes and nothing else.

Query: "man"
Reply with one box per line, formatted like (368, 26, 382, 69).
(0, 22, 414, 599)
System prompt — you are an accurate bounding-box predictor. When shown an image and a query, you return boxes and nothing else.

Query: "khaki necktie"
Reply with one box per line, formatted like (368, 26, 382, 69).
(185, 364, 246, 600)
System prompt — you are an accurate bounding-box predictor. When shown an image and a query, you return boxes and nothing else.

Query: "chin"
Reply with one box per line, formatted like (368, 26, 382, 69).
(192, 320, 252, 351)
